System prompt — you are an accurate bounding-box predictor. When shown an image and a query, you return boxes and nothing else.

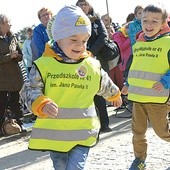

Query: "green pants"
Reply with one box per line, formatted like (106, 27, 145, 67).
(131, 102, 170, 160)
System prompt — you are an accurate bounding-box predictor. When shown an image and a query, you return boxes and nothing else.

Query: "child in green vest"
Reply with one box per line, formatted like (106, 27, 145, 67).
(20, 5, 122, 170)
(121, 4, 170, 170)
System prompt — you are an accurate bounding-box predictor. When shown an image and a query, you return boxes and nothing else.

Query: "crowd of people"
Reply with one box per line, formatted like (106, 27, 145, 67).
(0, 1, 170, 170)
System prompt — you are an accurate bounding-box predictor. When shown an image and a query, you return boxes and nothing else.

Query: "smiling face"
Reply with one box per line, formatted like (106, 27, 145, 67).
(57, 33, 90, 60)
(141, 11, 165, 37)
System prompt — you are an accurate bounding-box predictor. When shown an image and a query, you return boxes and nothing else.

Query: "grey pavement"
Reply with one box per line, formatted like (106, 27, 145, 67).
(0, 107, 169, 170)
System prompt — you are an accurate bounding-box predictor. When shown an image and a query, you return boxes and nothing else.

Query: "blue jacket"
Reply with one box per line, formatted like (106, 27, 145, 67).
(128, 19, 142, 46)
(22, 38, 32, 67)
(33, 23, 49, 59)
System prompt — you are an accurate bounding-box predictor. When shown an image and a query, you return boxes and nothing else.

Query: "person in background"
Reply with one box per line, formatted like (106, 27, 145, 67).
(31, 7, 53, 61)
(126, 13, 135, 23)
(20, 5, 122, 170)
(101, 14, 115, 39)
(112, 23, 131, 80)
(76, 0, 112, 132)
(128, 5, 143, 46)
(0, 14, 24, 133)
(101, 14, 124, 91)
(101, 14, 120, 32)
(22, 27, 33, 77)
(121, 4, 170, 169)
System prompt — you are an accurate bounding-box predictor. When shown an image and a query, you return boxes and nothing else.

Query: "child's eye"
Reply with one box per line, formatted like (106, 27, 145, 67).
(152, 20, 158, 23)
(71, 39, 77, 42)
(82, 40, 87, 44)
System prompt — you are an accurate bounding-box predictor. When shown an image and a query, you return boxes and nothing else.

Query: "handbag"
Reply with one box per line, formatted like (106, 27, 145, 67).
(100, 39, 120, 61)
(1, 119, 21, 135)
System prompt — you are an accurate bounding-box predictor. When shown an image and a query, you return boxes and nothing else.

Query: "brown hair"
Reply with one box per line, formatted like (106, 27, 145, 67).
(126, 13, 135, 23)
(38, 7, 52, 19)
(76, 0, 94, 15)
(101, 14, 112, 24)
(134, 5, 143, 15)
(143, 4, 168, 23)
(0, 14, 9, 35)
(26, 27, 33, 33)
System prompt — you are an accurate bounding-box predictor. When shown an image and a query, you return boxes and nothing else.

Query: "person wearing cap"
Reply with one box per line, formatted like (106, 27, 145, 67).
(20, 5, 122, 170)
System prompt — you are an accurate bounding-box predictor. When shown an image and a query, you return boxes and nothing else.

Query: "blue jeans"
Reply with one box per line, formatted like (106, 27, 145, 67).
(50, 145, 90, 170)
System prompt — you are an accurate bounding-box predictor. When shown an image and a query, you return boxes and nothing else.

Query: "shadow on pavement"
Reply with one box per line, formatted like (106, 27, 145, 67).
(0, 107, 133, 170)
(0, 148, 50, 170)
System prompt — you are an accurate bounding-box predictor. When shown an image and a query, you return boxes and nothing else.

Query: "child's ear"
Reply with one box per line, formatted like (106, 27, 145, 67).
(161, 22, 168, 30)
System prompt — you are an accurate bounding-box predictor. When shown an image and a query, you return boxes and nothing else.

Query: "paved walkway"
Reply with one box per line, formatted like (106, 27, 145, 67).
(0, 107, 170, 170)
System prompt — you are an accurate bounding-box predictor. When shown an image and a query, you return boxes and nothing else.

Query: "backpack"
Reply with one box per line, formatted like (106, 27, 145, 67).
(1, 119, 21, 135)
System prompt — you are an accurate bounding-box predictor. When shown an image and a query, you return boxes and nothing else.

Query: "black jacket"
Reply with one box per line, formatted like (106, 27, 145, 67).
(87, 14, 109, 72)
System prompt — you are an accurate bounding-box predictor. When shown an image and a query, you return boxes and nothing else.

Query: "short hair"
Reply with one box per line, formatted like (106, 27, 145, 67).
(143, 4, 168, 23)
(126, 13, 135, 23)
(0, 14, 9, 35)
(134, 5, 143, 15)
(26, 27, 33, 33)
(101, 14, 112, 24)
(76, 0, 94, 15)
(38, 7, 52, 19)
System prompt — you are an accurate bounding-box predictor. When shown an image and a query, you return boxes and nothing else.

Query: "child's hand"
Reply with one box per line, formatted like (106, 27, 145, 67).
(112, 96, 122, 108)
(152, 82, 164, 92)
(121, 85, 128, 95)
(42, 101, 58, 118)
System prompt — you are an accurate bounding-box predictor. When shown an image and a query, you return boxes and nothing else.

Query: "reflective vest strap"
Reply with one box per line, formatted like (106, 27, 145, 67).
(129, 85, 169, 97)
(33, 116, 100, 131)
(128, 70, 162, 81)
(31, 128, 98, 141)
(38, 107, 96, 119)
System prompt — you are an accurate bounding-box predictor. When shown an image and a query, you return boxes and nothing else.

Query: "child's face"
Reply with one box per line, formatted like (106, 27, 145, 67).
(57, 33, 90, 60)
(102, 15, 110, 27)
(142, 11, 165, 37)
(136, 9, 143, 20)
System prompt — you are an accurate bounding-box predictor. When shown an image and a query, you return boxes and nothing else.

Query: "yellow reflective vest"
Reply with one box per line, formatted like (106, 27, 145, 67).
(128, 36, 170, 103)
(29, 56, 101, 152)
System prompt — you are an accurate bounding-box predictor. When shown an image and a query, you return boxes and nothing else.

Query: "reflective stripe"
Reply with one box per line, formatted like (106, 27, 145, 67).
(129, 85, 169, 97)
(31, 128, 98, 141)
(128, 70, 162, 81)
(38, 107, 96, 119)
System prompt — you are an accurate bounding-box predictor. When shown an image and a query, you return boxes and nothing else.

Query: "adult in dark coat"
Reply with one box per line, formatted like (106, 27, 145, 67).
(76, 0, 112, 132)
(0, 14, 24, 131)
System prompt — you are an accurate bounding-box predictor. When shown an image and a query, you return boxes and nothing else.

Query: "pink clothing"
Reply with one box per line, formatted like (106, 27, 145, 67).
(112, 31, 131, 71)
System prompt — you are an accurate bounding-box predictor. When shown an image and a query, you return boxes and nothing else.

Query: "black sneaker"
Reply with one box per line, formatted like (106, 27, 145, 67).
(100, 126, 112, 133)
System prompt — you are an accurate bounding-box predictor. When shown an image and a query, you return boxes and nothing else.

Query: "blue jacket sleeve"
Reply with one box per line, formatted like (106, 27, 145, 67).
(33, 24, 49, 57)
(160, 70, 170, 89)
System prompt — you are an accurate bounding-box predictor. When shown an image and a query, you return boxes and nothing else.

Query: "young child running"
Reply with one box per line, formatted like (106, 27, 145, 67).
(20, 5, 122, 170)
(121, 4, 170, 170)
